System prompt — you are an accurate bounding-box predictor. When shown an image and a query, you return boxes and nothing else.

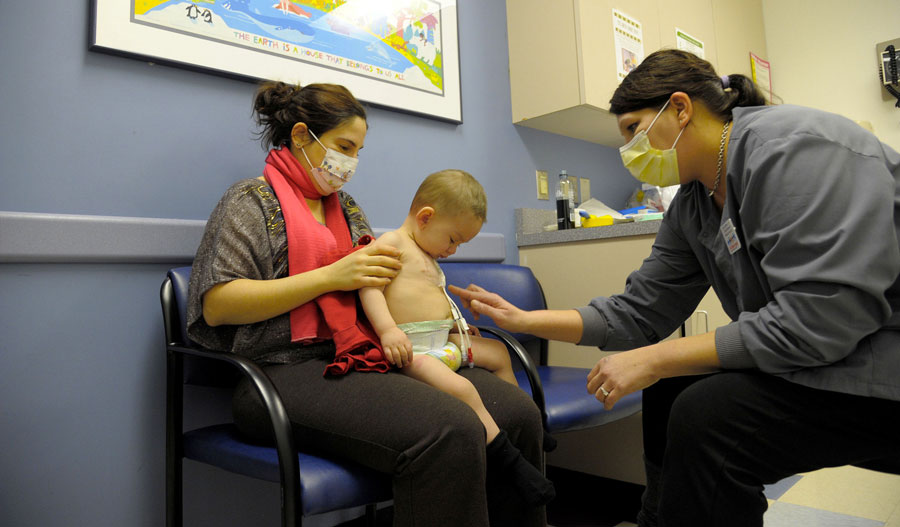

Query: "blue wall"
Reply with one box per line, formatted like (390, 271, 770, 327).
(0, 1, 634, 525)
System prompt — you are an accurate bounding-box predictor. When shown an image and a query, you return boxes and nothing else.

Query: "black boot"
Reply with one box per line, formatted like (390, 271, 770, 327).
(486, 430, 556, 506)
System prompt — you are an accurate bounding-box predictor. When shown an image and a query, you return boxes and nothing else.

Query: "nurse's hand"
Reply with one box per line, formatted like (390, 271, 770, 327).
(447, 284, 528, 333)
(586, 347, 660, 410)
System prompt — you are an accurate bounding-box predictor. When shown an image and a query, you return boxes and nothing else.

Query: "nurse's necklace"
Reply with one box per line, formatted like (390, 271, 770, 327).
(709, 120, 732, 197)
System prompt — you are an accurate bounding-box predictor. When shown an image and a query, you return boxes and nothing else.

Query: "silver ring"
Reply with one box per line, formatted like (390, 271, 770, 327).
(600, 386, 610, 398)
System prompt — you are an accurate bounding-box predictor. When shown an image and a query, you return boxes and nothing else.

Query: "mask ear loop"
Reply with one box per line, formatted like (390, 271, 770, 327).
(649, 98, 687, 149)
(671, 123, 686, 149)
(307, 129, 333, 164)
(298, 143, 315, 169)
(646, 98, 672, 131)
(296, 127, 323, 168)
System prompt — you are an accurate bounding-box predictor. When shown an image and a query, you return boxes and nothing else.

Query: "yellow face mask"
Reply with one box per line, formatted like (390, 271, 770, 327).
(619, 99, 686, 188)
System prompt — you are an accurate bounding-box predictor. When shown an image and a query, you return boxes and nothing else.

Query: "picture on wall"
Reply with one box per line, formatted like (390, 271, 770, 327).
(91, 0, 462, 123)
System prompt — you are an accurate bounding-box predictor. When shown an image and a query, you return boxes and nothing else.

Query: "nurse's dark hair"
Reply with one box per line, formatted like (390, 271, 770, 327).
(609, 49, 767, 118)
(252, 81, 366, 150)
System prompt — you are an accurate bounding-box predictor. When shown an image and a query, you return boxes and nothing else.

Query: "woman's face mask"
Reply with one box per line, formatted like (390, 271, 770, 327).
(619, 99, 686, 187)
(300, 129, 359, 195)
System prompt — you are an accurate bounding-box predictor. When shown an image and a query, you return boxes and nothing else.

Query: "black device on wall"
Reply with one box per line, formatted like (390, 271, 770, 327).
(879, 39, 900, 108)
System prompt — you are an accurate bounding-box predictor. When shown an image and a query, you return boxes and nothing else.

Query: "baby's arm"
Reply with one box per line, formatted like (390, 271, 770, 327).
(359, 232, 412, 367)
(360, 286, 411, 367)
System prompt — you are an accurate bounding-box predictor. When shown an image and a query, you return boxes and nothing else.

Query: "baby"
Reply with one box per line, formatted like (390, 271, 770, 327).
(360, 169, 555, 506)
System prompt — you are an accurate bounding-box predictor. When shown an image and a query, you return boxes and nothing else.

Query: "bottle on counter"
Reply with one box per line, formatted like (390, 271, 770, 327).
(562, 170, 578, 227)
(556, 171, 573, 230)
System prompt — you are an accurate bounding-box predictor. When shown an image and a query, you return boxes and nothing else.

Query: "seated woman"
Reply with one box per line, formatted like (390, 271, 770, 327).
(186, 80, 548, 526)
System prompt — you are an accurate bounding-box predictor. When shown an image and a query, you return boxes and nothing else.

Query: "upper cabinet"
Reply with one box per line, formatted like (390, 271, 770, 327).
(505, 0, 766, 147)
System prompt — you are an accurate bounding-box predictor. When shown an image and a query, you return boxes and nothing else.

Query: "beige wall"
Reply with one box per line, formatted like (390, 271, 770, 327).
(761, 0, 900, 149)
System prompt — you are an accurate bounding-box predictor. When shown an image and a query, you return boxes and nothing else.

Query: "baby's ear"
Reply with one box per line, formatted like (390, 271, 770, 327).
(414, 206, 436, 227)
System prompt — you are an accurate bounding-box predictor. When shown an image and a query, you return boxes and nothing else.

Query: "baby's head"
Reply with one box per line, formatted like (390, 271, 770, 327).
(408, 169, 486, 259)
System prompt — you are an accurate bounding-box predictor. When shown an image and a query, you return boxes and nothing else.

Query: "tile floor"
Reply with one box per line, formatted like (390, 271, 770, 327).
(760, 465, 900, 527)
(547, 465, 900, 527)
(612, 466, 900, 527)
(340, 464, 900, 526)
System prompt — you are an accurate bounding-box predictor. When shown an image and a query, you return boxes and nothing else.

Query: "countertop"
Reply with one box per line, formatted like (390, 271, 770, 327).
(515, 208, 661, 247)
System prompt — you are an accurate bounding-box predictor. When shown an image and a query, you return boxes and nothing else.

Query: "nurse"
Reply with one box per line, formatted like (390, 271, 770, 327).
(450, 49, 900, 526)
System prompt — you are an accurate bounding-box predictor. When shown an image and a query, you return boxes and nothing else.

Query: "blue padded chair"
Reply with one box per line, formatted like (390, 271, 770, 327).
(162, 265, 548, 527)
(163, 266, 390, 527)
(440, 262, 643, 434)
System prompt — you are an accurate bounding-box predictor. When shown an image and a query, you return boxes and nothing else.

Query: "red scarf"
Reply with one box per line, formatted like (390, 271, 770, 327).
(263, 147, 389, 375)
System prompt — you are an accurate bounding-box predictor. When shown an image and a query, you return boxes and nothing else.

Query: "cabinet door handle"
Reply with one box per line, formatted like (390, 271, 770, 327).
(695, 310, 709, 334)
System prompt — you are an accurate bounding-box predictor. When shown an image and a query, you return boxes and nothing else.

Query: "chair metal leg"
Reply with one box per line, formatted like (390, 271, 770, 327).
(166, 351, 184, 527)
(365, 504, 378, 527)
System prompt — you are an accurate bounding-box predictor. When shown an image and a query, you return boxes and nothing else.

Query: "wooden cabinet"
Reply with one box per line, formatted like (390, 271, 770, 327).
(657, 0, 719, 65)
(505, 0, 766, 146)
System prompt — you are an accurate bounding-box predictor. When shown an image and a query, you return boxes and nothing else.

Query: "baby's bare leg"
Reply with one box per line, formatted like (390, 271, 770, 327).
(402, 354, 500, 442)
(450, 334, 517, 386)
(453, 335, 559, 453)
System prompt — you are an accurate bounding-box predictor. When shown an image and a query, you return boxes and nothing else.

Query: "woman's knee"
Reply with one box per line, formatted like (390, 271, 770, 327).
(467, 369, 542, 434)
(500, 386, 543, 432)
(398, 399, 486, 474)
(665, 373, 774, 462)
(664, 374, 742, 454)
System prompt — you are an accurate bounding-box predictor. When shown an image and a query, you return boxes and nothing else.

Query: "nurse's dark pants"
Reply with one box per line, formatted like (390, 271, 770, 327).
(640, 371, 900, 527)
(232, 357, 546, 527)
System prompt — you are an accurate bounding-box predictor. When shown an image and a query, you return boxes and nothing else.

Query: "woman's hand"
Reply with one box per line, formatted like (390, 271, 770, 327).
(447, 284, 528, 333)
(380, 326, 413, 368)
(326, 243, 402, 291)
(586, 334, 721, 410)
(586, 347, 661, 410)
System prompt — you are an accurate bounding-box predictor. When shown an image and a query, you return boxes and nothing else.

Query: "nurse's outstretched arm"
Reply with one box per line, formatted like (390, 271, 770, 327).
(447, 284, 584, 343)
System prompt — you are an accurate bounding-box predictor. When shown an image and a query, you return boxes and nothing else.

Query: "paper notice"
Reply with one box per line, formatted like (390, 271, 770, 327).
(613, 8, 644, 82)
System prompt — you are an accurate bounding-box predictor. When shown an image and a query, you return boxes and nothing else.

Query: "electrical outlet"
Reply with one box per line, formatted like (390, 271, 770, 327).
(536, 170, 549, 200)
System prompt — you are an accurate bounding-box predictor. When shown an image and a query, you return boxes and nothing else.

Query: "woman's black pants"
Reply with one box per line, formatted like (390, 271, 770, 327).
(638, 371, 900, 527)
(232, 358, 546, 527)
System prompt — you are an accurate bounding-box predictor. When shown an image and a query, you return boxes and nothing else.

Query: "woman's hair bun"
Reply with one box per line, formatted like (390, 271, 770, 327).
(254, 81, 302, 118)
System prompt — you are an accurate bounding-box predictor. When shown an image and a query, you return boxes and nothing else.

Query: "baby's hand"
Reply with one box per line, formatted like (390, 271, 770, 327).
(381, 327, 413, 368)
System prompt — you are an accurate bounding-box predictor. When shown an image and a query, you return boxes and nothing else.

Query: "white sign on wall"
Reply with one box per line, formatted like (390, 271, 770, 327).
(612, 8, 644, 82)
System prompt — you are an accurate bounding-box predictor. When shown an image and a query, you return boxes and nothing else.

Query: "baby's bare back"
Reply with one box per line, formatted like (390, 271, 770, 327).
(382, 232, 452, 325)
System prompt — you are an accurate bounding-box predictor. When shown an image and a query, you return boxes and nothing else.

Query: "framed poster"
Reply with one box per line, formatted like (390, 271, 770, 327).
(91, 1, 462, 123)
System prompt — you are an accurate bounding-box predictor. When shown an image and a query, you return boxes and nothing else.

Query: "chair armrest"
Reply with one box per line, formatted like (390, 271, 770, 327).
(166, 344, 300, 520)
(472, 325, 548, 427)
